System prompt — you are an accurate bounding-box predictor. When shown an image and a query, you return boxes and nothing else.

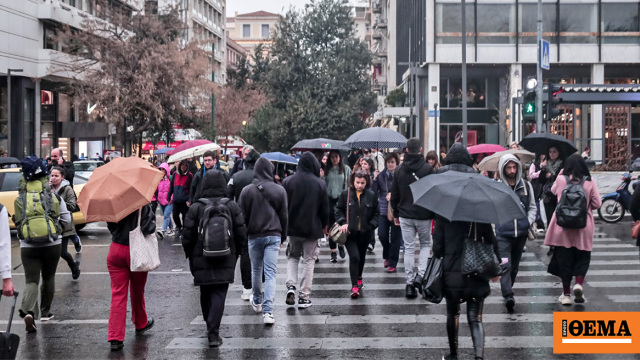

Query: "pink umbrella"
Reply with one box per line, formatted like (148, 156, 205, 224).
(467, 144, 506, 156)
(166, 139, 212, 155)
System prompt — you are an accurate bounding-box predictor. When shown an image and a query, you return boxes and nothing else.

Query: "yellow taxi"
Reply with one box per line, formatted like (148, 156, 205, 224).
(0, 168, 89, 230)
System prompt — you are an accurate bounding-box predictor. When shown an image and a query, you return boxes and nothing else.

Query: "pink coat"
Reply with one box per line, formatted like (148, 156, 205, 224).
(544, 173, 602, 251)
(157, 163, 172, 206)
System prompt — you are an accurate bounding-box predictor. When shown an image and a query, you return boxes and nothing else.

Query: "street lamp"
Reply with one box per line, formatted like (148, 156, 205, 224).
(7, 68, 23, 156)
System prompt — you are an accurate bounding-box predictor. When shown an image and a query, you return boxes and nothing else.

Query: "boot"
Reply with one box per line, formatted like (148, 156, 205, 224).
(445, 311, 459, 360)
(469, 321, 484, 360)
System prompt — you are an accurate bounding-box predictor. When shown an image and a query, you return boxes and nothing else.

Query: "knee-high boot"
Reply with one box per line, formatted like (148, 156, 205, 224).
(468, 299, 485, 360)
(445, 298, 460, 359)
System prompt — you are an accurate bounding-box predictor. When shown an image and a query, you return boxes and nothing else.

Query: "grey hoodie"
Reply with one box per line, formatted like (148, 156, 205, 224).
(495, 154, 537, 238)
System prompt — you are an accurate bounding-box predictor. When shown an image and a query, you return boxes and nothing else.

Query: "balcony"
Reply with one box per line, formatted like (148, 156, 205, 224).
(372, 30, 382, 39)
(375, 19, 387, 29)
(372, 0, 382, 13)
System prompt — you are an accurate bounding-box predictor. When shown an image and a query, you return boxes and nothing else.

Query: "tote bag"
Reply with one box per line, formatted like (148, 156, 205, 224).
(129, 208, 161, 272)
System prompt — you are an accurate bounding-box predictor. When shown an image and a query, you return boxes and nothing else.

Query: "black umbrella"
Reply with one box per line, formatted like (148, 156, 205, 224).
(343, 127, 407, 149)
(0, 157, 21, 166)
(290, 138, 347, 151)
(410, 171, 526, 224)
(519, 133, 578, 157)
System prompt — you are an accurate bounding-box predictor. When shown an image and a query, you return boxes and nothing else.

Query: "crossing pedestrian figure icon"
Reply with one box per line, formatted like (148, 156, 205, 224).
(540, 40, 550, 70)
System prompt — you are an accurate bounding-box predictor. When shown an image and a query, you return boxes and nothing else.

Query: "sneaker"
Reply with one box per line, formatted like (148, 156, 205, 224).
(405, 284, 418, 298)
(505, 296, 515, 312)
(135, 316, 154, 335)
(367, 244, 374, 252)
(24, 314, 37, 332)
(72, 260, 81, 280)
(338, 246, 346, 259)
(350, 286, 360, 299)
(558, 294, 572, 306)
(251, 299, 262, 313)
(387, 267, 397, 273)
(286, 286, 296, 306)
(383, 259, 389, 268)
(298, 298, 312, 309)
(166, 228, 174, 236)
(208, 335, 223, 348)
(315, 258, 319, 263)
(156, 230, 164, 239)
(442, 354, 458, 360)
(573, 284, 585, 303)
(330, 252, 337, 263)
(41, 313, 54, 321)
(110, 340, 124, 351)
(74, 236, 82, 253)
(357, 278, 363, 289)
(241, 287, 252, 301)
(263, 313, 275, 325)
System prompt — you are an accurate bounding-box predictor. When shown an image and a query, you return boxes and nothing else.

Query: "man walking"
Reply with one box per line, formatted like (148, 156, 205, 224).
(49, 148, 75, 184)
(239, 158, 288, 325)
(282, 152, 329, 309)
(230, 145, 255, 176)
(495, 154, 536, 312)
(190, 151, 229, 204)
(390, 137, 434, 298)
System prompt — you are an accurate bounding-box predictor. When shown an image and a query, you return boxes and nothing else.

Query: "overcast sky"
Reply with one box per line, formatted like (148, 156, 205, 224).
(226, 0, 311, 17)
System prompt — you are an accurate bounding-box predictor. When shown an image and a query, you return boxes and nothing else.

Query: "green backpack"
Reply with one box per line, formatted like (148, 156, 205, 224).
(13, 176, 61, 243)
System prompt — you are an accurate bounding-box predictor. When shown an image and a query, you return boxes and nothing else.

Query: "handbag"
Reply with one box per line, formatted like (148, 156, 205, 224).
(421, 257, 444, 304)
(386, 173, 394, 222)
(632, 220, 640, 239)
(129, 208, 161, 272)
(461, 223, 501, 281)
(329, 189, 349, 245)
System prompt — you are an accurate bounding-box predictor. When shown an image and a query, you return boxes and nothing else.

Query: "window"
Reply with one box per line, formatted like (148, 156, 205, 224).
(602, 3, 640, 44)
(559, 3, 597, 43)
(476, 3, 516, 44)
(435, 2, 475, 44)
(243, 24, 250, 37)
(441, 78, 487, 109)
(0, 173, 21, 192)
(261, 24, 270, 38)
(23, 89, 35, 157)
(44, 24, 57, 50)
(518, 3, 557, 44)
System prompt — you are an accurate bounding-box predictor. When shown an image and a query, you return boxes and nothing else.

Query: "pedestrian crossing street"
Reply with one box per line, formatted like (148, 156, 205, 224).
(167, 228, 640, 358)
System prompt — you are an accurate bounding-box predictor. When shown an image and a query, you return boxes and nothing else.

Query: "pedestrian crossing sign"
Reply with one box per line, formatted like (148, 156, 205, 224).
(539, 40, 550, 70)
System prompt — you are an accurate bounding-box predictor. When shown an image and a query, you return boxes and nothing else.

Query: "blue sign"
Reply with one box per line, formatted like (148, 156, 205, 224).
(539, 40, 550, 70)
(428, 110, 441, 117)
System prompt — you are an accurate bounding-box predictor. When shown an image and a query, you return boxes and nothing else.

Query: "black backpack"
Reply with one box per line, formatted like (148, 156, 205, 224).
(555, 176, 588, 229)
(197, 198, 233, 257)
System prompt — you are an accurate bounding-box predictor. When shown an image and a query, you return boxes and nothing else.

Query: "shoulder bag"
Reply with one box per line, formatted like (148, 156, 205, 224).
(329, 189, 349, 245)
(461, 223, 501, 281)
(129, 208, 161, 272)
(632, 220, 640, 239)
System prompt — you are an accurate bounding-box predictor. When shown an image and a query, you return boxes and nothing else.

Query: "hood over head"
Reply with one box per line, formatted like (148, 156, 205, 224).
(200, 170, 228, 198)
(402, 153, 426, 172)
(443, 143, 474, 167)
(297, 152, 320, 177)
(498, 154, 522, 186)
(178, 159, 190, 175)
(244, 149, 261, 169)
(158, 162, 171, 177)
(253, 157, 274, 183)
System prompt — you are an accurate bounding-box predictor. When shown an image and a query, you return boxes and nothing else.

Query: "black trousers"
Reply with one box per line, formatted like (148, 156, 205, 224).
(200, 284, 229, 338)
(345, 231, 370, 286)
(497, 235, 527, 298)
(240, 245, 251, 290)
(543, 197, 557, 226)
(445, 296, 485, 359)
(172, 202, 189, 229)
(60, 235, 76, 270)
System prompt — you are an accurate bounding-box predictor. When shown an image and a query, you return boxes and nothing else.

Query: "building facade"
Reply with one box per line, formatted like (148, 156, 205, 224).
(226, 36, 247, 70)
(226, 11, 279, 55)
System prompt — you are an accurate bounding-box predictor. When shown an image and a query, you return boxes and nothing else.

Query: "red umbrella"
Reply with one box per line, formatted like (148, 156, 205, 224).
(467, 144, 506, 156)
(166, 139, 212, 155)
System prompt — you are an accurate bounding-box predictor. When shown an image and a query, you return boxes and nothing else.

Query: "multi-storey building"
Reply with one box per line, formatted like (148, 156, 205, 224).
(226, 11, 279, 56)
(226, 36, 247, 70)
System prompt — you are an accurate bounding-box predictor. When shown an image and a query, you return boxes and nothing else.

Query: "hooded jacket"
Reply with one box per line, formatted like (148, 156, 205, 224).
(168, 159, 192, 204)
(182, 171, 247, 286)
(238, 157, 288, 243)
(390, 152, 434, 220)
(227, 150, 260, 201)
(157, 163, 172, 206)
(437, 143, 477, 174)
(52, 179, 77, 237)
(495, 154, 537, 238)
(190, 165, 230, 205)
(282, 152, 329, 239)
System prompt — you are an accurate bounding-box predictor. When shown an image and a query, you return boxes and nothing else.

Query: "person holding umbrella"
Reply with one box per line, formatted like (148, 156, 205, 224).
(371, 152, 402, 272)
(541, 146, 564, 226)
(324, 150, 352, 262)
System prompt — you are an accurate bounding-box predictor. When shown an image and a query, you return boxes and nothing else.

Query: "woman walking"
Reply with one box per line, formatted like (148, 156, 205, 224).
(335, 170, 379, 299)
(168, 159, 192, 239)
(156, 163, 174, 237)
(544, 154, 601, 305)
(50, 166, 80, 280)
(541, 146, 564, 225)
(325, 150, 352, 262)
(371, 153, 402, 272)
(425, 150, 441, 171)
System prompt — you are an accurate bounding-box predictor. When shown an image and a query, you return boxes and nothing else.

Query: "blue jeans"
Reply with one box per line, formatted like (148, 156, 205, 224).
(248, 236, 280, 314)
(159, 203, 174, 231)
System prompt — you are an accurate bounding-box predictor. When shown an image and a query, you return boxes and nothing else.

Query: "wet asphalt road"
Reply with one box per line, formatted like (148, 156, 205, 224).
(2, 213, 640, 360)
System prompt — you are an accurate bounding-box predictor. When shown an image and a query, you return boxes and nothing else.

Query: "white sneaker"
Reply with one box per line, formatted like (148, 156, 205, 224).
(250, 299, 262, 313)
(573, 284, 585, 303)
(263, 313, 275, 325)
(241, 288, 252, 301)
(558, 294, 572, 306)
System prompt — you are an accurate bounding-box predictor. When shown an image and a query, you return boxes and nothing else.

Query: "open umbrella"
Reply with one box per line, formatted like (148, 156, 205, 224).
(410, 171, 525, 224)
(166, 139, 212, 156)
(467, 144, 506, 156)
(290, 138, 348, 151)
(477, 149, 535, 172)
(77, 157, 164, 223)
(343, 127, 407, 149)
(0, 157, 21, 167)
(261, 152, 298, 165)
(167, 143, 220, 163)
(519, 133, 578, 157)
(152, 147, 174, 155)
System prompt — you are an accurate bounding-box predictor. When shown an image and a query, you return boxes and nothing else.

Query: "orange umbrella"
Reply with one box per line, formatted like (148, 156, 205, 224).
(77, 156, 163, 223)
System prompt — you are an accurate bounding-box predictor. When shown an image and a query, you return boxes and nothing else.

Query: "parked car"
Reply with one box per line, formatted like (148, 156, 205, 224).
(73, 160, 105, 179)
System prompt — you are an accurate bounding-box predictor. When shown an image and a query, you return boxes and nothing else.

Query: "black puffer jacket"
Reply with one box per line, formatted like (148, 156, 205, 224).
(227, 150, 260, 201)
(335, 187, 379, 234)
(182, 171, 247, 286)
(282, 152, 329, 239)
(437, 143, 477, 174)
(107, 204, 155, 246)
(390, 153, 434, 219)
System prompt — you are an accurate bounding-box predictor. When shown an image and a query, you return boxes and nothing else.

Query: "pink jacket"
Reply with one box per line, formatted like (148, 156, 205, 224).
(157, 163, 172, 206)
(544, 172, 602, 251)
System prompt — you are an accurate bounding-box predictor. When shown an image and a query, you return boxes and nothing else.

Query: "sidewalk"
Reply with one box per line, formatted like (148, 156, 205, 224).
(591, 171, 628, 196)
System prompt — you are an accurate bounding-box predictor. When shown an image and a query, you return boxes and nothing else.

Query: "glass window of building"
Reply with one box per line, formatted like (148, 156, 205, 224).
(559, 3, 598, 43)
(262, 24, 270, 38)
(435, 2, 475, 44)
(243, 24, 250, 38)
(518, 2, 556, 44)
(601, 2, 640, 44)
(476, 2, 516, 44)
(23, 89, 35, 157)
(442, 78, 487, 109)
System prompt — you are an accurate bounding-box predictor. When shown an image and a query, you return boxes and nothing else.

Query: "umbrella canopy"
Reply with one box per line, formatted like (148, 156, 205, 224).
(343, 127, 407, 149)
(477, 149, 535, 172)
(166, 139, 212, 156)
(410, 171, 526, 224)
(167, 143, 221, 163)
(261, 152, 298, 165)
(519, 133, 578, 157)
(152, 147, 174, 155)
(77, 156, 164, 223)
(467, 144, 506, 155)
(0, 157, 21, 166)
(290, 138, 347, 151)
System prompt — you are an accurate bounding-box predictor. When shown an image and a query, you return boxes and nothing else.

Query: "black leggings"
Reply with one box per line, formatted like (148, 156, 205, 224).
(345, 231, 370, 286)
(544, 197, 557, 226)
(60, 235, 76, 270)
(172, 202, 189, 229)
(445, 297, 485, 359)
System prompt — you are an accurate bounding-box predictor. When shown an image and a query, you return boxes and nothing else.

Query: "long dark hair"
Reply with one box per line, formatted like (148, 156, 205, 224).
(328, 150, 346, 174)
(563, 153, 591, 180)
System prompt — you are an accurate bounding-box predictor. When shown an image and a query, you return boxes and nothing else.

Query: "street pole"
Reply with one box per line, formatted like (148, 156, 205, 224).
(461, 0, 467, 147)
(7, 68, 23, 156)
(536, 0, 543, 133)
(408, 28, 413, 138)
(211, 44, 215, 137)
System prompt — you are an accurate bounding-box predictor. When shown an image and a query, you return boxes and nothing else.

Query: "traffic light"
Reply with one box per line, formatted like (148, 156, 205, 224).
(547, 84, 563, 120)
(522, 77, 537, 123)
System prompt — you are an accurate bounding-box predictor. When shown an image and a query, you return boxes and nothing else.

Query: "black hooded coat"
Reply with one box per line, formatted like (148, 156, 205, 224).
(282, 152, 330, 239)
(390, 153, 434, 220)
(227, 150, 260, 201)
(238, 157, 288, 243)
(182, 171, 247, 286)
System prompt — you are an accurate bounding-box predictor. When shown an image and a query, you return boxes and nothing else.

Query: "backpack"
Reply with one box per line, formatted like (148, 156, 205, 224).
(14, 176, 61, 243)
(556, 175, 588, 229)
(197, 198, 233, 257)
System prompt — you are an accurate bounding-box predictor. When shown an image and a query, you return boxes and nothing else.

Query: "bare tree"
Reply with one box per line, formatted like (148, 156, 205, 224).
(214, 85, 266, 154)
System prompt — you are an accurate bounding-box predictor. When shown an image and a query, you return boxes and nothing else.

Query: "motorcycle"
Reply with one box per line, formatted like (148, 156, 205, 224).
(598, 172, 636, 223)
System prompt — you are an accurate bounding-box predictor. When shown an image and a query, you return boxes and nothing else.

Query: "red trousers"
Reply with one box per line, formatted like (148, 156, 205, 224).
(107, 242, 149, 341)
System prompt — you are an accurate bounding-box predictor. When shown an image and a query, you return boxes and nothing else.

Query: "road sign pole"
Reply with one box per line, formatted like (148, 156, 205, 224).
(536, 0, 543, 133)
